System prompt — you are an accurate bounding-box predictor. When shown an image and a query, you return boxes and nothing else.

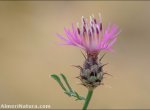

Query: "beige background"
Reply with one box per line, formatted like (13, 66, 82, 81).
(0, 1, 150, 109)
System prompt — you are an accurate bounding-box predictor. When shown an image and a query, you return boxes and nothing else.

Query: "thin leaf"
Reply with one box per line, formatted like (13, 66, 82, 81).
(51, 74, 67, 91)
(64, 91, 71, 96)
(60, 73, 73, 92)
(51, 74, 85, 101)
(74, 91, 80, 99)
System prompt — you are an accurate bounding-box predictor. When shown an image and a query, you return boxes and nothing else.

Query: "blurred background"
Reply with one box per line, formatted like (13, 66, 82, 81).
(0, 1, 150, 109)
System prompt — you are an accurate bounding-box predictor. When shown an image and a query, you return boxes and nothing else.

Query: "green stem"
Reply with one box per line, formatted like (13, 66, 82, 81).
(82, 89, 93, 110)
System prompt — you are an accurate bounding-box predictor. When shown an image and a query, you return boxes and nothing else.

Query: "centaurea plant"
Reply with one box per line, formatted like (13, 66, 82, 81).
(51, 13, 120, 110)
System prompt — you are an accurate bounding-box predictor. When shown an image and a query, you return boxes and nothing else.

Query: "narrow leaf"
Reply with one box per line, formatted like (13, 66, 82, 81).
(74, 91, 80, 99)
(60, 73, 73, 92)
(51, 74, 67, 91)
(64, 91, 71, 96)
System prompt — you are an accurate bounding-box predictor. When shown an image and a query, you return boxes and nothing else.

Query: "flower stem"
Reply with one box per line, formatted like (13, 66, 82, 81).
(82, 89, 93, 110)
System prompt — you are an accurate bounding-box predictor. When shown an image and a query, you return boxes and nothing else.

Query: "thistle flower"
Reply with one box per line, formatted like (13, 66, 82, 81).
(57, 14, 120, 89)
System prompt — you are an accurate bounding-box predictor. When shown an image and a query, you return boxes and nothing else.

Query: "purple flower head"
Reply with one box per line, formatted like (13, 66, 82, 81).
(57, 13, 120, 55)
